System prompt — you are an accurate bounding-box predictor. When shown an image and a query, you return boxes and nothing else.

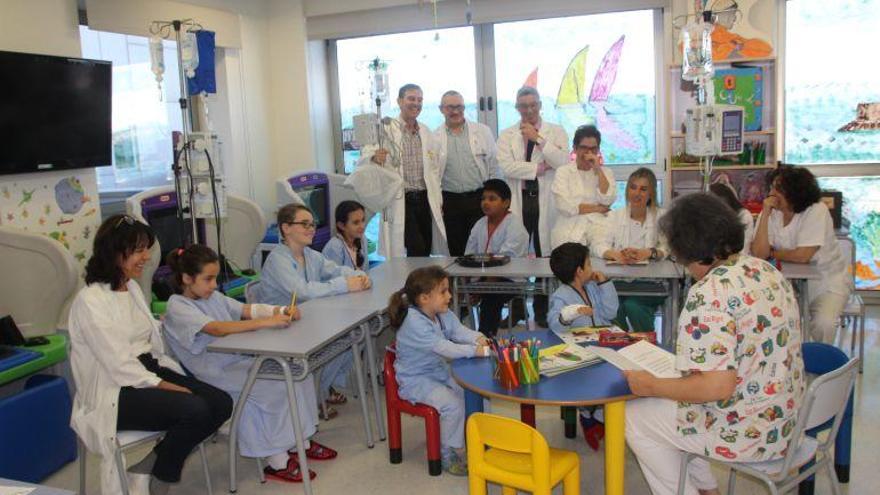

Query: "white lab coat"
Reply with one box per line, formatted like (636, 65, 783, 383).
(432, 120, 502, 184)
(738, 208, 755, 256)
(68, 280, 183, 495)
(550, 163, 617, 248)
(358, 117, 447, 257)
(593, 206, 668, 257)
(496, 121, 570, 254)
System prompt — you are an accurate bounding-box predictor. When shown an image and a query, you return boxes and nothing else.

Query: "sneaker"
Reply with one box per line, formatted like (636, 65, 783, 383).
(442, 451, 468, 477)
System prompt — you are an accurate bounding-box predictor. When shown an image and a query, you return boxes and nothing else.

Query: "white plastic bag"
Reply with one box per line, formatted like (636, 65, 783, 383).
(344, 163, 403, 214)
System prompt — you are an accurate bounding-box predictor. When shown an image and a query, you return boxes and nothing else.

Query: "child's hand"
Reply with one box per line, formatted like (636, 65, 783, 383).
(476, 345, 492, 357)
(475, 335, 490, 346)
(591, 271, 608, 284)
(347, 275, 369, 292)
(265, 313, 292, 328)
(287, 305, 302, 321)
(577, 306, 595, 317)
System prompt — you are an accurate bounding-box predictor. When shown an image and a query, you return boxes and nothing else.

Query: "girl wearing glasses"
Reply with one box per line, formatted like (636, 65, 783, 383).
(258, 203, 372, 416)
(68, 215, 232, 495)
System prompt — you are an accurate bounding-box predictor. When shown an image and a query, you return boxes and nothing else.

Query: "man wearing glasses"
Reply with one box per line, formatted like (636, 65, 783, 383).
(358, 83, 447, 257)
(496, 86, 570, 327)
(432, 90, 503, 256)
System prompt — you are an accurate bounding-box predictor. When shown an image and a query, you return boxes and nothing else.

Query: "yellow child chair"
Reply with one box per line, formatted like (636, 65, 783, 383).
(466, 412, 580, 495)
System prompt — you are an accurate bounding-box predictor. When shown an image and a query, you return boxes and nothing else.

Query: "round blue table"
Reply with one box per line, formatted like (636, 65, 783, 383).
(451, 330, 636, 495)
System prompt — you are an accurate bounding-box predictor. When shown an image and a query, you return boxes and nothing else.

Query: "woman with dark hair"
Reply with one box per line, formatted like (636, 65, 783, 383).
(68, 215, 233, 495)
(623, 194, 805, 495)
(708, 182, 754, 255)
(751, 166, 852, 343)
(594, 167, 668, 331)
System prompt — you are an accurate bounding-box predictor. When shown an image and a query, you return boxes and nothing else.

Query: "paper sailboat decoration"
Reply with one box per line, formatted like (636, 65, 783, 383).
(839, 102, 880, 132)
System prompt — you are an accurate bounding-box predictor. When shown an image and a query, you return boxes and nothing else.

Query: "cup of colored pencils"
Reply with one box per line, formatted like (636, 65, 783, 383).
(490, 337, 520, 389)
(517, 339, 541, 385)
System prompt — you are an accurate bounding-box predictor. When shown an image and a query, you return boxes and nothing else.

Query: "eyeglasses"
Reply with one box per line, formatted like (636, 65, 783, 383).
(576, 145, 600, 154)
(515, 102, 540, 111)
(441, 104, 465, 112)
(288, 221, 317, 230)
(114, 215, 136, 229)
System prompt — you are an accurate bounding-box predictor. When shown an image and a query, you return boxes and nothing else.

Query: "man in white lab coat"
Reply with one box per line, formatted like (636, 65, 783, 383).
(358, 84, 447, 257)
(496, 86, 570, 326)
(433, 90, 502, 256)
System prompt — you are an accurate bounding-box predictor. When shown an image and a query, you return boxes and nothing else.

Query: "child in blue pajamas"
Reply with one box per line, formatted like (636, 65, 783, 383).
(387, 266, 491, 476)
(258, 203, 372, 417)
(322, 200, 369, 272)
(163, 245, 338, 483)
(547, 242, 620, 450)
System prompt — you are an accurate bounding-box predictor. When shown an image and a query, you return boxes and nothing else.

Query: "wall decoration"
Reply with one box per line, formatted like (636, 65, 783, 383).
(0, 170, 101, 271)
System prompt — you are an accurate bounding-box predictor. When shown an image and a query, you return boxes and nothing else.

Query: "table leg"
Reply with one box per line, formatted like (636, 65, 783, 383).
(796, 280, 810, 341)
(361, 321, 386, 441)
(604, 401, 626, 495)
(464, 388, 484, 420)
(452, 276, 460, 319)
(274, 358, 312, 495)
(669, 279, 682, 347)
(350, 337, 375, 448)
(520, 404, 536, 427)
(228, 356, 264, 493)
(563, 406, 577, 438)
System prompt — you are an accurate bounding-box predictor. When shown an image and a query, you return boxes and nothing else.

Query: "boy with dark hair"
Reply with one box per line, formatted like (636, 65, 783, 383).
(464, 179, 529, 337)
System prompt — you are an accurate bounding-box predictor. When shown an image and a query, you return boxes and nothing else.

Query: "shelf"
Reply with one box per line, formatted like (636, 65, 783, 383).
(669, 56, 777, 69)
(670, 129, 776, 138)
(669, 164, 777, 171)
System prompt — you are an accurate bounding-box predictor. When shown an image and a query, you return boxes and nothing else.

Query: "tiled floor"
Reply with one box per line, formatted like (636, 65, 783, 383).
(44, 307, 878, 494)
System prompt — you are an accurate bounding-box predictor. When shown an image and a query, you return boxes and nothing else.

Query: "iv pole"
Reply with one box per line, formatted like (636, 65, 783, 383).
(150, 18, 201, 245)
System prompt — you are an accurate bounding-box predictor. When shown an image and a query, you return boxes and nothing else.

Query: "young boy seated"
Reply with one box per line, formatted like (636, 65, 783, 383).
(547, 242, 620, 449)
(464, 179, 529, 337)
(548, 242, 619, 333)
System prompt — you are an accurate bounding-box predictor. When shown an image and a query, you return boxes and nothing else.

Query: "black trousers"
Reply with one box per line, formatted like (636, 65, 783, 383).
(442, 190, 484, 256)
(521, 190, 548, 322)
(116, 354, 232, 483)
(404, 190, 433, 257)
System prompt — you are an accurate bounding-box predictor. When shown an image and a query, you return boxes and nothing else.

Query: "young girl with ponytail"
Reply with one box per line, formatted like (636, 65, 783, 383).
(387, 265, 491, 476)
(163, 244, 338, 483)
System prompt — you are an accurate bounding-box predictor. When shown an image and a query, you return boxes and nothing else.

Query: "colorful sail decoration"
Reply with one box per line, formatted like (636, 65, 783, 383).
(589, 36, 638, 151)
(523, 67, 538, 89)
(555, 45, 589, 107)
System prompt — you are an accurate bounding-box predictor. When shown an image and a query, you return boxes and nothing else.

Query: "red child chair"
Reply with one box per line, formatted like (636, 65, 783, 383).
(384, 345, 442, 476)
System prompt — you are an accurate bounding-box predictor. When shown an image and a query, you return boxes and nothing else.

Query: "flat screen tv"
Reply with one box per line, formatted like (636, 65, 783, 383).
(0, 50, 111, 175)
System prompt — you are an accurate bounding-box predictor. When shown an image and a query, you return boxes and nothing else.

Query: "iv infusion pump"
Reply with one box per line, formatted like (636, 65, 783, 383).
(684, 104, 745, 156)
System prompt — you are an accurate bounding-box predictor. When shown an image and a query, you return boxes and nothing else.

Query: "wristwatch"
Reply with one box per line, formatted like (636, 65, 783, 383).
(649, 247, 659, 261)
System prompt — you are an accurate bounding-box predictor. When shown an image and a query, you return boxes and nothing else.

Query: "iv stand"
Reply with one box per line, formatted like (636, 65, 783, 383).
(151, 18, 201, 245)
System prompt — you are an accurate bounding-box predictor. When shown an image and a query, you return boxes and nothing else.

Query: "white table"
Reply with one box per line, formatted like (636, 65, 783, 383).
(207, 303, 377, 495)
(0, 478, 74, 495)
(446, 257, 685, 345)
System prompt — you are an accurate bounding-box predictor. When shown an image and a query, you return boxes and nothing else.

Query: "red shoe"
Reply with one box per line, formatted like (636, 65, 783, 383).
(263, 458, 316, 483)
(289, 441, 338, 461)
(581, 418, 605, 452)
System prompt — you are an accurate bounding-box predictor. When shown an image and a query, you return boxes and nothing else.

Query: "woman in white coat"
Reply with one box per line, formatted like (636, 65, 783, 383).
(68, 215, 232, 495)
(593, 168, 667, 331)
(357, 83, 447, 257)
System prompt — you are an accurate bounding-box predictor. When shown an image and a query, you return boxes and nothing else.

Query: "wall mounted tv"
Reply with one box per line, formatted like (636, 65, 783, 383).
(0, 50, 111, 176)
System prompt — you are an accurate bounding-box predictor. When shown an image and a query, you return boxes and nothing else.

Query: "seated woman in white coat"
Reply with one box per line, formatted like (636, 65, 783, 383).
(751, 166, 852, 343)
(322, 200, 369, 272)
(593, 168, 668, 332)
(709, 182, 755, 255)
(163, 244, 337, 484)
(258, 203, 371, 416)
(550, 124, 616, 249)
(68, 215, 232, 495)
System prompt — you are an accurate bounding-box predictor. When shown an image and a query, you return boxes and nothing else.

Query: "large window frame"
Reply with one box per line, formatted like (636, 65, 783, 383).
(327, 8, 667, 189)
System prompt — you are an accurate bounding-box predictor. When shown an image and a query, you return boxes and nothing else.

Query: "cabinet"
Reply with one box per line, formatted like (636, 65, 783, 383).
(666, 57, 778, 211)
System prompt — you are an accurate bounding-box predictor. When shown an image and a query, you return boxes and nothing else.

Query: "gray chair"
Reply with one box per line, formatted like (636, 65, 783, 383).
(675, 356, 859, 495)
(836, 237, 866, 373)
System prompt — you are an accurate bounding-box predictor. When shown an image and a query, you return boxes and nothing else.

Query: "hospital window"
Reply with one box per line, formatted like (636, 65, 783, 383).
(79, 25, 182, 192)
(784, 0, 880, 290)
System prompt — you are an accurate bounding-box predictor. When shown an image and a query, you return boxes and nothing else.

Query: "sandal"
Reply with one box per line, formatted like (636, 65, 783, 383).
(290, 441, 338, 461)
(263, 459, 316, 483)
(319, 405, 338, 420)
(580, 415, 605, 452)
(326, 388, 347, 405)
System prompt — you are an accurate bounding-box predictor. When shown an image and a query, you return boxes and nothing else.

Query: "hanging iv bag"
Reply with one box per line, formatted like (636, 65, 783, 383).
(680, 14, 714, 81)
(181, 31, 200, 78)
(369, 59, 390, 105)
(149, 36, 165, 96)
